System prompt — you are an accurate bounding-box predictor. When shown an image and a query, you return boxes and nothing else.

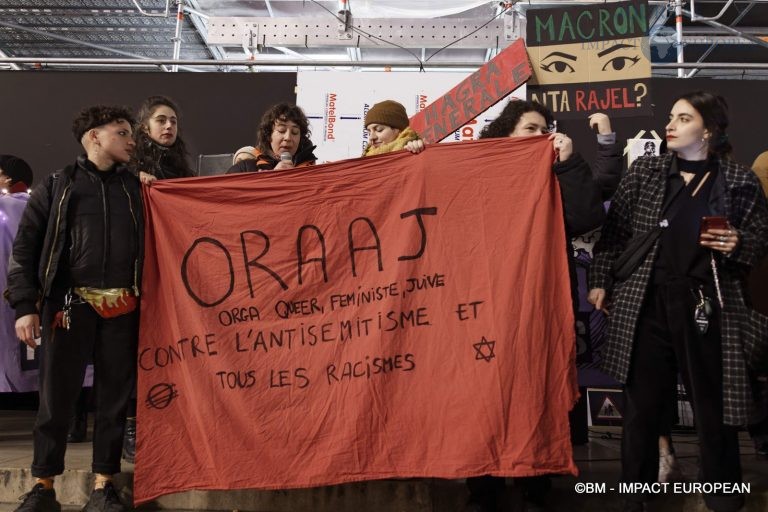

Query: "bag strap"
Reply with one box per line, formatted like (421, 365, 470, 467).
(609, 167, 709, 283)
(657, 164, 710, 228)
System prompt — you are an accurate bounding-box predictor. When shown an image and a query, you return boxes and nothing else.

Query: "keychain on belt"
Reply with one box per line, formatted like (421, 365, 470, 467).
(61, 289, 73, 330)
(693, 287, 713, 334)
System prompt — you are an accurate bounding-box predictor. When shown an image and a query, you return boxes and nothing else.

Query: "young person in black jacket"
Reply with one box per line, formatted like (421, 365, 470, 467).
(9, 105, 143, 512)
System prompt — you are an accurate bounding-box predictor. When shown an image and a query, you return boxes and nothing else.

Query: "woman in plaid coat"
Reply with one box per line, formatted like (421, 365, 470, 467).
(588, 91, 768, 512)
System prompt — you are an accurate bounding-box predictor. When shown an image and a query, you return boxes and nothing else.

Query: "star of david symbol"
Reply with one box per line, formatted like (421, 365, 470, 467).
(473, 336, 496, 362)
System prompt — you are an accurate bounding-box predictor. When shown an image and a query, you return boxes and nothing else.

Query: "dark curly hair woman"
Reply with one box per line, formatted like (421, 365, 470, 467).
(132, 95, 194, 184)
(227, 103, 317, 173)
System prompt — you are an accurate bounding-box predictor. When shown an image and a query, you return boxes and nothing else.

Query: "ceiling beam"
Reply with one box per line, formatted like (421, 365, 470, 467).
(183, 0, 225, 65)
(206, 17, 513, 50)
(0, 47, 21, 69)
(0, 19, 205, 71)
(2, 56, 768, 70)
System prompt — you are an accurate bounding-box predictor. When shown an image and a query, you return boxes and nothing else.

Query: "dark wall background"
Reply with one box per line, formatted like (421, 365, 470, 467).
(0, 71, 297, 184)
(558, 77, 767, 169)
(1, 72, 765, 185)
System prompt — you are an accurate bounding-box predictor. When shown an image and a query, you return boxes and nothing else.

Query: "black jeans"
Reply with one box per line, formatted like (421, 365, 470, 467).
(622, 280, 743, 512)
(32, 298, 138, 477)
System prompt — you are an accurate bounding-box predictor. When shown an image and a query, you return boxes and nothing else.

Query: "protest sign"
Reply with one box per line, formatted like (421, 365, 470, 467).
(409, 38, 531, 143)
(526, 0, 652, 118)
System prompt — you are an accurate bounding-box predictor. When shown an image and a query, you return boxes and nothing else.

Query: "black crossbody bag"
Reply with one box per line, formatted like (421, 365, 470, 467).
(611, 167, 709, 282)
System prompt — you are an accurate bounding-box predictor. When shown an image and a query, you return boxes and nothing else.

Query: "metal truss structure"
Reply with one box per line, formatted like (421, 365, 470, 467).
(0, 0, 765, 77)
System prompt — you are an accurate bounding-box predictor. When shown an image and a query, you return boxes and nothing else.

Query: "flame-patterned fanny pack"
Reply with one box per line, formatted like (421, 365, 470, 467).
(74, 287, 137, 318)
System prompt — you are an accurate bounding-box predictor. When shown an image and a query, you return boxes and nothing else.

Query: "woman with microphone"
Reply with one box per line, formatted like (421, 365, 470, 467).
(227, 103, 317, 173)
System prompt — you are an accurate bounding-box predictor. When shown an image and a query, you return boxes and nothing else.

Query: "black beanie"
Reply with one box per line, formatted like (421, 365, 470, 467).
(0, 155, 33, 187)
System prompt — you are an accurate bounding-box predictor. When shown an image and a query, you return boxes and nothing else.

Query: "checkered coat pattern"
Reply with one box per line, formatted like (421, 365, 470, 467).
(590, 153, 768, 425)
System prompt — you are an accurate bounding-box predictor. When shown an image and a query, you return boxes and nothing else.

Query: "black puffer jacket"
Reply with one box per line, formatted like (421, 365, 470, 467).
(7, 156, 144, 318)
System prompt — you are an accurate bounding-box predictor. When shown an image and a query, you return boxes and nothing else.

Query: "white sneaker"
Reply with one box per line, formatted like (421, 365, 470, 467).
(658, 451, 684, 482)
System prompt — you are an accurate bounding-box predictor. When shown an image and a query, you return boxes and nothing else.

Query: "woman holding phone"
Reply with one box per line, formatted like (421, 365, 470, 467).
(587, 91, 768, 512)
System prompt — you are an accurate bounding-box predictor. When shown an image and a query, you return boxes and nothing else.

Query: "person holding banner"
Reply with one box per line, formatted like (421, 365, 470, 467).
(132, 95, 195, 184)
(465, 99, 612, 512)
(479, 99, 608, 236)
(121, 95, 194, 463)
(8, 105, 143, 512)
(588, 91, 768, 512)
(227, 103, 317, 173)
(362, 100, 424, 156)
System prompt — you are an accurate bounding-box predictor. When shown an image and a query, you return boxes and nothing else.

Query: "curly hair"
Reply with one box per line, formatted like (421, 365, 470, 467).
(675, 91, 732, 158)
(479, 100, 555, 139)
(72, 105, 134, 143)
(132, 95, 193, 178)
(256, 103, 311, 156)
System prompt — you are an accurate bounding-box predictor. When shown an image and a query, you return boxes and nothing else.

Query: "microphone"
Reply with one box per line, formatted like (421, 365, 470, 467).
(280, 152, 292, 163)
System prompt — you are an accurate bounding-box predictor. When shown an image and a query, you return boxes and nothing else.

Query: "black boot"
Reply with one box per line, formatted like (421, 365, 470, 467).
(82, 482, 126, 512)
(14, 483, 61, 512)
(122, 417, 136, 463)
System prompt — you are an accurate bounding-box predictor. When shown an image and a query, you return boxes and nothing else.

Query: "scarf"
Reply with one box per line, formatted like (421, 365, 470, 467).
(362, 127, 421, 157)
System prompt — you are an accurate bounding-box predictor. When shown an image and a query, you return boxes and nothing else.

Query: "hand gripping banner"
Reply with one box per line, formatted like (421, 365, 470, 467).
(135, 137, 578, 502)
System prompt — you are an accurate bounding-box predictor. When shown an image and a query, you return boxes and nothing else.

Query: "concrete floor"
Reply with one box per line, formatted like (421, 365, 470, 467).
(1, 410, 766, 511)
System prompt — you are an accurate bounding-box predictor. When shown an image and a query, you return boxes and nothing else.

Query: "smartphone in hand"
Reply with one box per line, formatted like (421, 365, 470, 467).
(700, 216, 729, 236)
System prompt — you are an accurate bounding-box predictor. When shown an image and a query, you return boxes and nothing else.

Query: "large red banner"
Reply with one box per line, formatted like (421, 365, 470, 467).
(135, 137, 578, 503)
